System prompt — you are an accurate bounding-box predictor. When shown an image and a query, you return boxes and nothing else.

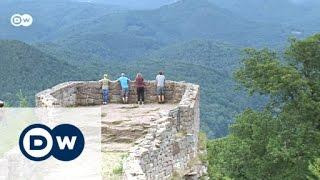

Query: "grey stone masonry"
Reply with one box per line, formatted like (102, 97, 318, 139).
(36, 81, 186, 107)
(35, 80, 206, 179)
(123, 83, 203, 180)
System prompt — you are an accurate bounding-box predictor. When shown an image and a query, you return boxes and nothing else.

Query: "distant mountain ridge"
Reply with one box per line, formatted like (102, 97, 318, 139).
(37, 0, 292, 64)
(211, 0, 320, 34)
(0, 0, 293, 48)
(56, 0, 289, 47)
(72, 0, 178, 9)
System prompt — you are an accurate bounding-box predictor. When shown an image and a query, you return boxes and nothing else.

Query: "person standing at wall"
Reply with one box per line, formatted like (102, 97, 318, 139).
(99, 74, 110, 105)
(115, 73, 131, 104)
(135, 73, 145, 105)
(0, 100, 4, 125)
(156, 71, 166, 104)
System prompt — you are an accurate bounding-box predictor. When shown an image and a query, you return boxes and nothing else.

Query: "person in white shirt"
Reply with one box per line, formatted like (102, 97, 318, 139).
(156, 71, 166, 103)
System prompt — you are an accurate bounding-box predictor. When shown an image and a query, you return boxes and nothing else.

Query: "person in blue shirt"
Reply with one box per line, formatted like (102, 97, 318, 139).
(115, 73, 131, 103)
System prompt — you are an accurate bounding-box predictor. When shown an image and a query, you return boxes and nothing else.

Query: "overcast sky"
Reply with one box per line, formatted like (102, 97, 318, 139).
(289, 0, 314, 4)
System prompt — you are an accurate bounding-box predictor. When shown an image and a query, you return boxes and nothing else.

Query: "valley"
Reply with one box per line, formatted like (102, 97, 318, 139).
(0, 0, 319, 138)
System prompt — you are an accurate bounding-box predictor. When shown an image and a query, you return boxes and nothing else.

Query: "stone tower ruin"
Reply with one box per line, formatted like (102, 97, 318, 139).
(36, 80, 207, 179)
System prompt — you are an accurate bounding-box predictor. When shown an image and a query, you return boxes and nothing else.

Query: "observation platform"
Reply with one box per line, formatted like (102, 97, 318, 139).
(35, 80, 206, 180)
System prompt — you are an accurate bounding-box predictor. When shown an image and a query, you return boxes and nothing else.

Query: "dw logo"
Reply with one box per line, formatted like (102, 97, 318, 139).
(10, 14, 33, 27)
(19, 124, 85, 161)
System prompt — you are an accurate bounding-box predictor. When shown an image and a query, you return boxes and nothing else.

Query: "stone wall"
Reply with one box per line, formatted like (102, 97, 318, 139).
(123, 83, 205, 180)
(36, 81, 186, 107)
(35, 80, 206, 179)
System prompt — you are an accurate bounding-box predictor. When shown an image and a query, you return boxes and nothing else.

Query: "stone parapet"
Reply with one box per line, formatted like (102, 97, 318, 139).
(36, 81, 187, 107)
(34, 80, 205, 179)
(123, 83, 204, 179)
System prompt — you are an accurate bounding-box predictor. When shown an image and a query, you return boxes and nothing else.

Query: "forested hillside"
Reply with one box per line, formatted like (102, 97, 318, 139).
(211, 0, 320, 36)
(51, 0, 290, 49)
(1, 0, 319, 178)
(37, 39, 266, 137)
(2, 39, 261, 137)
(32, 0, 293, 66)
(0, 0, 123, 42)
(0, 0, 317, 138)
(207, 33, 320, 179)
(108, 40, 265, 137)
(0, 40, 96, 106)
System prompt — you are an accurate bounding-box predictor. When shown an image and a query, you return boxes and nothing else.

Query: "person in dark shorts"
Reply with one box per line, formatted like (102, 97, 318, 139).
(0, 100, 4, 108)
(156, 71, 165, 103)
(135, 73, 145, 105)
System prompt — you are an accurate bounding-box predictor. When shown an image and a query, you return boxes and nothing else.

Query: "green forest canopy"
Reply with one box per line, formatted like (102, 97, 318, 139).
(207, 34, 320, 179)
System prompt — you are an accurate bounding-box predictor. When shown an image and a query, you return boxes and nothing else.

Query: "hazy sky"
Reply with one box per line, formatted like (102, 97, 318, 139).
(290, 0, 314, 4)
(96, 0, 178, 9)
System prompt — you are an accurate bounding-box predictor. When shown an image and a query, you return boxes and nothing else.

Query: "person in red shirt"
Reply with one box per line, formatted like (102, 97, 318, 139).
(135, 73, 145, 105)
